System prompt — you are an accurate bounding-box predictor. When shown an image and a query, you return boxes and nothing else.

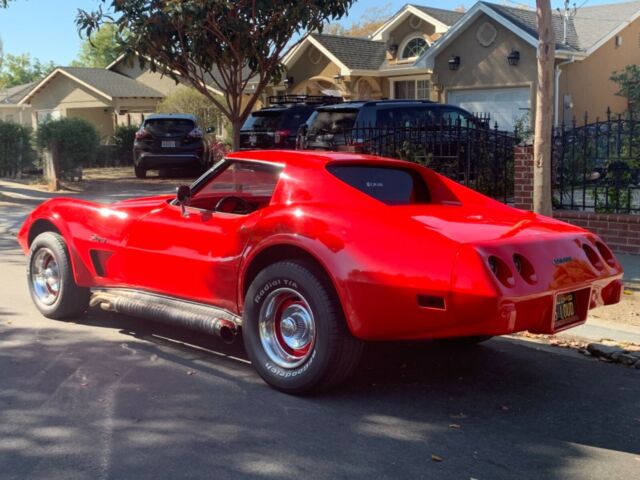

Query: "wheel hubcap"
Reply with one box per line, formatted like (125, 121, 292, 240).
(31, 248, 60, 305)
(258, 288, 316, 369)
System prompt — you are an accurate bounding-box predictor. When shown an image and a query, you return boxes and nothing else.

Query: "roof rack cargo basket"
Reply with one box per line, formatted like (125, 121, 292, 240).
(267, 95, 343, 106)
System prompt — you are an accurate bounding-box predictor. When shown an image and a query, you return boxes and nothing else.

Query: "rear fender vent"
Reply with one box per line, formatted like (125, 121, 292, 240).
(89, 250, 114, 277)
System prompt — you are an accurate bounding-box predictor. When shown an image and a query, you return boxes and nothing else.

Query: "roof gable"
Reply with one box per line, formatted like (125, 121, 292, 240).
(371, 4, 462, 41)
(309, 34, 388, 71)
(20, 67, 164, 105)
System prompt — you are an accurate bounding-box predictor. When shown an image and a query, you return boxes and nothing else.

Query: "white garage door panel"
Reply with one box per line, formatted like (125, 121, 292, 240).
(447, 87, 530, 131)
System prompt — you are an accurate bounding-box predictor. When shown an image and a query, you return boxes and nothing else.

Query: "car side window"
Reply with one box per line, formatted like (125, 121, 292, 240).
(189, 161, 283, 213)
(439, 109, 473, 127)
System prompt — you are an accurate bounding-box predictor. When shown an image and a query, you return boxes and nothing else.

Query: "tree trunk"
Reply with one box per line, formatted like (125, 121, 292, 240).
(231, 118, 242, 152)
(533, 0, 555, 216)
(44, 142, 61, 191)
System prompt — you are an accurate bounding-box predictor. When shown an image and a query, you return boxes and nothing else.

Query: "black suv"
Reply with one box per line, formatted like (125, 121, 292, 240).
(133, 113, 208, 178)
(300, 100, 483, 150)
(239, 95, 342, 150)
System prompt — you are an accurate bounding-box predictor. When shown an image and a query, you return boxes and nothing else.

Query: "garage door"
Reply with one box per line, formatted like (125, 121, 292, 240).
(447, 87, 530, 131)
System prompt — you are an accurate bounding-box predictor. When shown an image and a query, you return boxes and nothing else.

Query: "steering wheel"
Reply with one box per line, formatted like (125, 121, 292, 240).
(214, 195, 252, 214)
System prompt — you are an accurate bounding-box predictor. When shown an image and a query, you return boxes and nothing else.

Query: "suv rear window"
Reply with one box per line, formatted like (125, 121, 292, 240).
(144, 118, 195, 135)
(242, 111, 282, 130)
(327, 165, 430, 205)
(309, 110, 358, 134)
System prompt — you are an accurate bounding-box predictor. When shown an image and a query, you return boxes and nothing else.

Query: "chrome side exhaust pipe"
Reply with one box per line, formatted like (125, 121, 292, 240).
(89, 289, 240, 344)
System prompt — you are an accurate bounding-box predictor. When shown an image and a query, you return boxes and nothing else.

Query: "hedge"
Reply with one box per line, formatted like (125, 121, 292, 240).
(36, 117, 100, 172)
(0, 120, 36, 177)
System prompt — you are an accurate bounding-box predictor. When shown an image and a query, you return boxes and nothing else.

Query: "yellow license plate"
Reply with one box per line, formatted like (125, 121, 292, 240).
(555, 292, 578, 326)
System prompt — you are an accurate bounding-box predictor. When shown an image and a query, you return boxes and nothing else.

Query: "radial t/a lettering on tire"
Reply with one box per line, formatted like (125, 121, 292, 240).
(27, 232, 89, 320)
(243, 260, 363, 394)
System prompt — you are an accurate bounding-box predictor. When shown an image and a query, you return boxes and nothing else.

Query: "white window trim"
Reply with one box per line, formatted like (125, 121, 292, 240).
(389, 75, 432, 100)
(398, 34, 431, 61)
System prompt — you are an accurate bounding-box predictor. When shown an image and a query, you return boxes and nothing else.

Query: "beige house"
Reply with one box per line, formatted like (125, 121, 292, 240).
(18, 55, 229, 142)
(272, 5, 463, 102)
(0, 82, 34, 126)
(419, 1, 640, 129)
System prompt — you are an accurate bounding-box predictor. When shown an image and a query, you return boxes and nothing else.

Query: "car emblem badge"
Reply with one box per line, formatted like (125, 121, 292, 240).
(553, 256, 572, 265)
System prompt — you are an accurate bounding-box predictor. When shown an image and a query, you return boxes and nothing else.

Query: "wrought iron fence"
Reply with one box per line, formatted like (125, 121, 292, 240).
(303, 117, 516, 203)
(553, 110, 640, 214)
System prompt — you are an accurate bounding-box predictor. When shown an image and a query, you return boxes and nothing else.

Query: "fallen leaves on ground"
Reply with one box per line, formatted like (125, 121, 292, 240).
(431, 454, 443, 462)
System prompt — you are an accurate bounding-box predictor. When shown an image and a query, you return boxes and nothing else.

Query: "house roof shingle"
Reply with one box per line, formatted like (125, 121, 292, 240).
(572, 0, 640, 50)
(482, 2, 581, 51)
(0, 82, 36, 105)
(482, 0, 640, 52)
(58, 67, 164, 98)
(411, 5, 465, 26)
(310, 34, 388, 70)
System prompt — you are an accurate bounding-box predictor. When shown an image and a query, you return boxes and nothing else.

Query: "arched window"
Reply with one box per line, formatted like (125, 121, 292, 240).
(401, 37, 428, 59)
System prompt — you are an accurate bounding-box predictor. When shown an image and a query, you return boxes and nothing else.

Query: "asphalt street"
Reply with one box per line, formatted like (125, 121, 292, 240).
(0, 182, 639, 479)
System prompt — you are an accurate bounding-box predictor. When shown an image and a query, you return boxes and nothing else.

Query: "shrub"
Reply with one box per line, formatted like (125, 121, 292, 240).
(36, 117, 100, 171)
(113, 125, 138, 165)
(0, 120, 36, 177)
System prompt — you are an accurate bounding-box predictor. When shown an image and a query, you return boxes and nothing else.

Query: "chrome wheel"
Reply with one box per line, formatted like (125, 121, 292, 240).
(258, 287, 316, 369)
(31, 248, 61, 306)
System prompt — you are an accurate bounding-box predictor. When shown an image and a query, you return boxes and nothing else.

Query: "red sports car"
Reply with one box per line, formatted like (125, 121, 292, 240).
(18, 150, 624, 393)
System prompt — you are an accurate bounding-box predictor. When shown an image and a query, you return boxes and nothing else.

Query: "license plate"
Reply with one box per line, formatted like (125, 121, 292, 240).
(249, 135, 257, 145)
(555, 292, 579, 327)
(161, 140, 176, 148)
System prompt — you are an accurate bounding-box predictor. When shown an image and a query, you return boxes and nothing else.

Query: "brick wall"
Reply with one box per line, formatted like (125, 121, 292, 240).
(513, 145, 640, 255)
(513, 145, 534, 210)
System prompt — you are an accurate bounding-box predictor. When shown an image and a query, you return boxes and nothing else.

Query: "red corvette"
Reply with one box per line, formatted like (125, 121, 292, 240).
(18, 150, 623, 393)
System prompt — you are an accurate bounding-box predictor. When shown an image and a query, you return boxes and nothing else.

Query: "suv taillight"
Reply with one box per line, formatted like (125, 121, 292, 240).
(187, 127, 204, 139)
(274, 129, 291, 145)
(135, 128, 151, 140)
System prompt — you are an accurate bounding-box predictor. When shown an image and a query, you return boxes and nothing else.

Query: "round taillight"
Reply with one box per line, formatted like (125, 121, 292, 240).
(513, 253, 537, 284)
(583, 244, 603, 270)
(595, 241, 616, 268)
(488, 255, 515, 287)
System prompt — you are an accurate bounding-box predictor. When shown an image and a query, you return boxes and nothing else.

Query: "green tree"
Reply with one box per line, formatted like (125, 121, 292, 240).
(0, 53, 55, 88)
(324, 3, 390, 37)
(610, 64, 640, 115)
(77, 0, 355, 150)
(72, 23, 123, 68)
(156, 87, 227, 134)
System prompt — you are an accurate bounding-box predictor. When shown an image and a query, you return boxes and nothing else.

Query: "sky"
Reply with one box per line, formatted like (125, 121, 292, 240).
(0, 0, 631, 66)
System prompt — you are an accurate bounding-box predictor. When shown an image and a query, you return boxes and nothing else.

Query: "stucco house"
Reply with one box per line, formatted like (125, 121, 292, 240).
(273, 5, 463, 102)
(17, 55, 226, 142)
(419, 0, 640, 129)
(0, 82, 34, 126)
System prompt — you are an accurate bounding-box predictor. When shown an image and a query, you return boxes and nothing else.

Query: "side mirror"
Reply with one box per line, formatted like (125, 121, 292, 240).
(176, 185, 191, 217)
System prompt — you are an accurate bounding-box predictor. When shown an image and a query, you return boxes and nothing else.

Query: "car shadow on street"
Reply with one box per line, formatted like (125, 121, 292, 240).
(1, 310, 638, 480)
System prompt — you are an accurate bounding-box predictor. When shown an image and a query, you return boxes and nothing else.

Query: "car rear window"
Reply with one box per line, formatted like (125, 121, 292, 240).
(327, 165, 430, 205)
(309, 110, 358, 134)
(242, 111, 282, 131)
(144, 118, 195, 134)
(280, 111, 311, 130)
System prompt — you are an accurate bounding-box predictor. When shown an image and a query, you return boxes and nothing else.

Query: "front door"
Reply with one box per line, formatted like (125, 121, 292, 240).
(120, 160, 283, 312)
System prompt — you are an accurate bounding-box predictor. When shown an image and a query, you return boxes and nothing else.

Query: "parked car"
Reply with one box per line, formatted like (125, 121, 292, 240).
(19, 150, 623, 394)
(300, 100, 485, 151)
(133, 113, 209, 178)
(239, 95, 342, 150)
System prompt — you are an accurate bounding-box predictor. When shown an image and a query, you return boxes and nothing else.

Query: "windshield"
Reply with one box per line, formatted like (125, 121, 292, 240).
(144, 118, 195, 135)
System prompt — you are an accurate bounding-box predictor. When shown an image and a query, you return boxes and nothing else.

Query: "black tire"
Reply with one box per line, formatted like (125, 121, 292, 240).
(27, 232, 89, 319)
(243, 260, 363, 394)
(134, 164, 147, 179)
(437, 335, 494, 346)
